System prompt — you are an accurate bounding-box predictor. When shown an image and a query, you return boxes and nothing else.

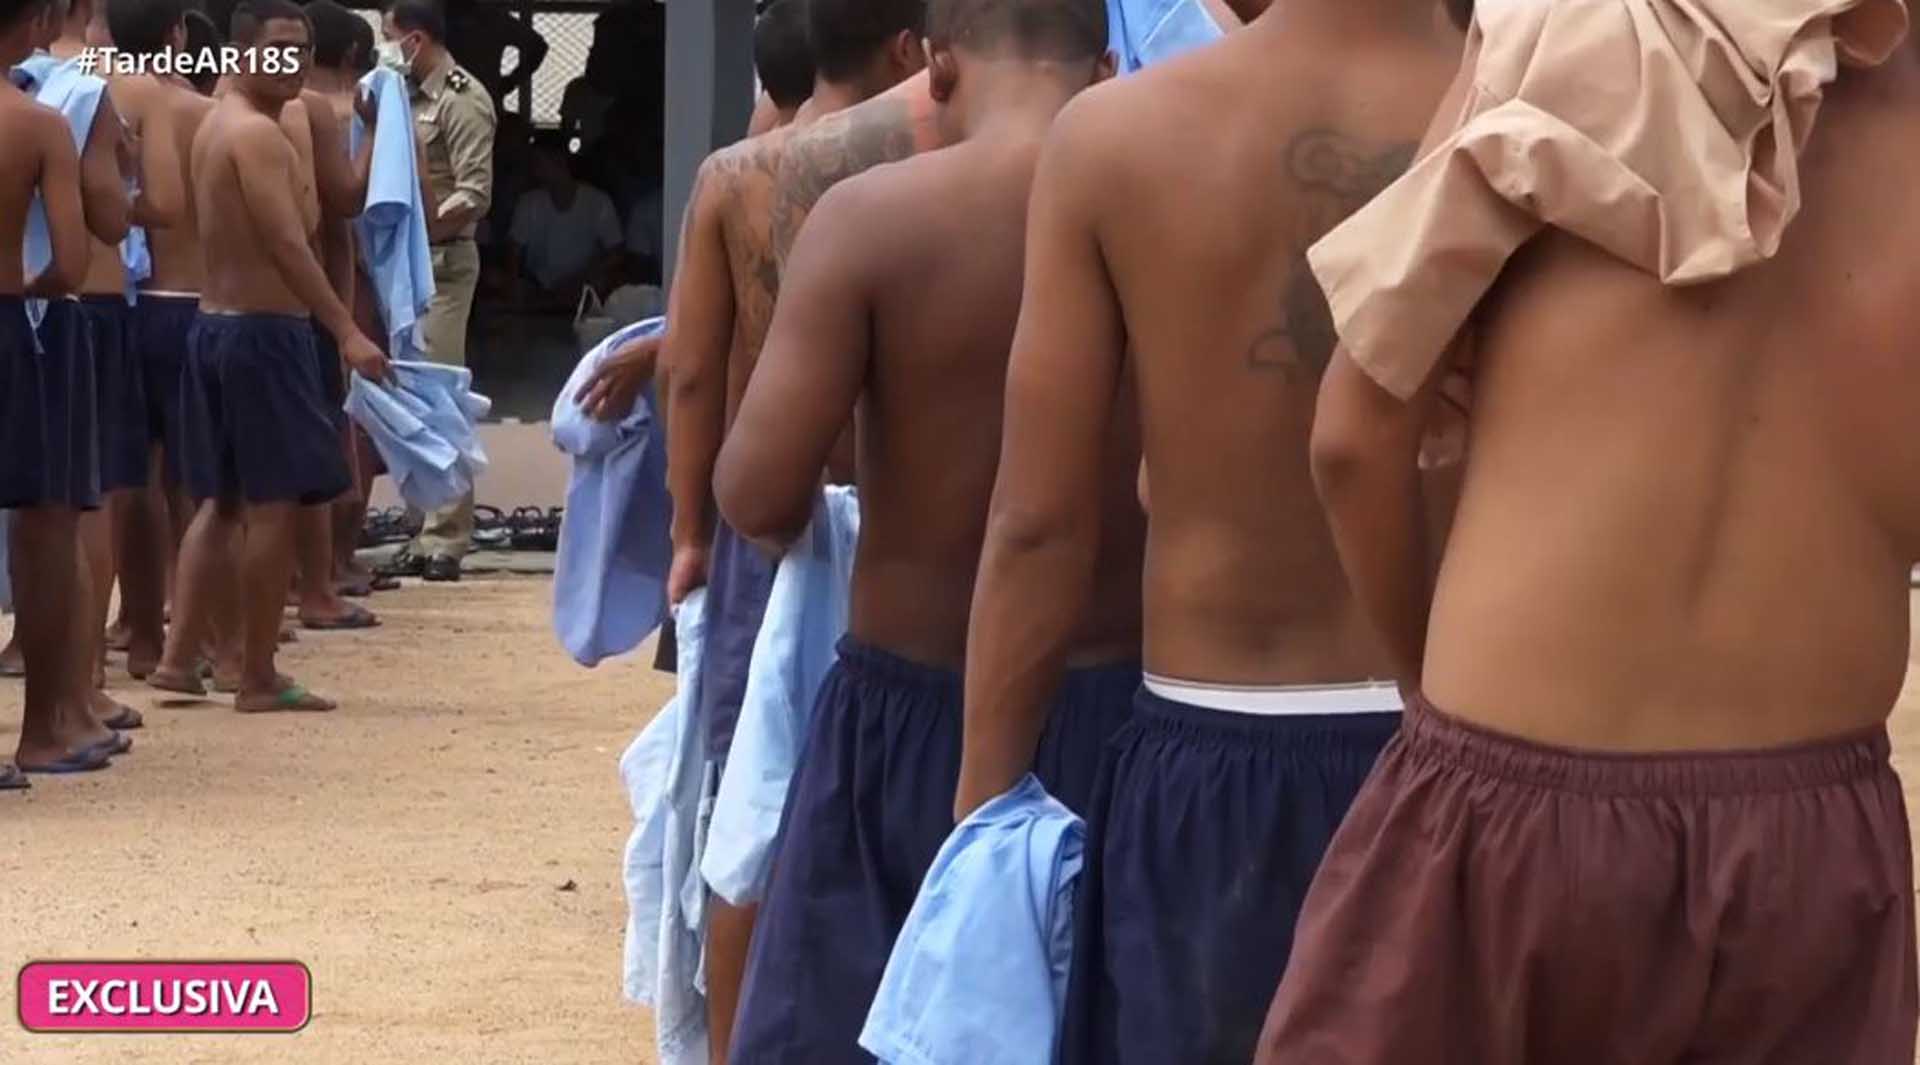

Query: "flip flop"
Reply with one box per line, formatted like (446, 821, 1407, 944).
(236, 685, 336, 714)
(84, 731, 133, 758)
(212, 671, 294, 695)
(0, 764, 29, 791)
(148, 668, 209, 698)
(102, 705, 145, 731)
(20, 745, 113, 774)
(301, 604, 381, 631)
(0, 660, 23, 679)
(471, 505, 512, 551)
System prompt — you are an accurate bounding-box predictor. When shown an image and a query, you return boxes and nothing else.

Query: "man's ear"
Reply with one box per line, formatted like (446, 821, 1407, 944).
(888, 27, 927, 77)
(927, 43, 958, 102)
(1092, 49, 1117, 85)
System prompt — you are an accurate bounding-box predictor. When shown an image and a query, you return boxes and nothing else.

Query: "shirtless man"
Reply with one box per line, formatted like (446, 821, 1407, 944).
(147, 0, 387, 713)
(598, 2, 924, 1055)
(1, 0, 104, 783)
(713, 3, 1130, 1058)
(1260, 2, 1920, 1061)
(281, 0, 375, 631)
(951, 1, 1461, 1061)
(102, 0, 211, 678)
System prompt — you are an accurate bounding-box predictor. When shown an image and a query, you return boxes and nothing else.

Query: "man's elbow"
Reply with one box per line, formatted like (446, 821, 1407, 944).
(84, 197, 131, 244)
(713, 460, 806, 554)
(981, 499, 1079, 568)
(1309, 407, 1406, 506)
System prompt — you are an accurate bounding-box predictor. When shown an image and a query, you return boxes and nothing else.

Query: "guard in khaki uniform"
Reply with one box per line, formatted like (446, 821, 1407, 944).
(379, 0, 494, 582)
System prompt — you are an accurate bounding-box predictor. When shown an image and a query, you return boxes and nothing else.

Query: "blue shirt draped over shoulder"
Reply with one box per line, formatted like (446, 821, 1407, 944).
(353, 67, 436, 358)
(12, 52, 106, 329)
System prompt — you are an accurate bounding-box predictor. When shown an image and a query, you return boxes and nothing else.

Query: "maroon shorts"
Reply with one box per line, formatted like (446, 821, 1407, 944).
(1257, 697, 1917, 1065)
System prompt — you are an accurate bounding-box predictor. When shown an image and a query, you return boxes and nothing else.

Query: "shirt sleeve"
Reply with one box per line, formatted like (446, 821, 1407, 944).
(437, 89, 497, 219)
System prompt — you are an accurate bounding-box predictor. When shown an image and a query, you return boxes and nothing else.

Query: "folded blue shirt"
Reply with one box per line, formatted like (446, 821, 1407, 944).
(551, 317, 671, 667)
(702, 484, 860, 906)
(344, 360, 491, 511)
(1108, 0, 1223, 73)
(861, 775, 1086, 1065)
(353, 67, 436, 358)
(13, 52, 105, 331)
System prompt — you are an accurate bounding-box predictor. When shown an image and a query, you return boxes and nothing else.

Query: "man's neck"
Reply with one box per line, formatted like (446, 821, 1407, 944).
(410, 43, 449, 85)
(306, 66, 358, 95)
(49, 32, 82, 59)
(957, 66, 1083, 143)
(808, 74, 877, 116)
(235, 85, 287, 120)
(1262, 0, 1438, 36)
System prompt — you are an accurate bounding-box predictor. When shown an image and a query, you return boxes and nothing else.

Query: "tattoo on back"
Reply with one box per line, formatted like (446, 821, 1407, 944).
(1247, 130, 1416, 379)
(770, 98, 916, 270)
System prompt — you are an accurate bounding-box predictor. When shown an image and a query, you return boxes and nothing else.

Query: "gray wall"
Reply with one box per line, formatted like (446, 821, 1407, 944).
(662, 0, 757, 290)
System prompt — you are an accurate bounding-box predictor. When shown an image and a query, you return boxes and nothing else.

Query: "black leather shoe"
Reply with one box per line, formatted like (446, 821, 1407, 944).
(422, 555, 462, 583)
(376, 548, 426, 579)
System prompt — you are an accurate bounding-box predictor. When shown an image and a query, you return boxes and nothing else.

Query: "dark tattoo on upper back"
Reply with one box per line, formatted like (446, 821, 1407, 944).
(770, 97, 916, 271)
(1247, 129, 1417, 379)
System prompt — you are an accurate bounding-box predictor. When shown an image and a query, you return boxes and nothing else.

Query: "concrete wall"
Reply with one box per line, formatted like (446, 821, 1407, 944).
(661, 0, 756, 290)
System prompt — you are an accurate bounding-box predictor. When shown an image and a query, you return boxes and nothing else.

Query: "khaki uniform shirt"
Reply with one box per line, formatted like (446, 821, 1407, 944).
(1307, 0, 1910, 399)
(411, 59, 496, 244)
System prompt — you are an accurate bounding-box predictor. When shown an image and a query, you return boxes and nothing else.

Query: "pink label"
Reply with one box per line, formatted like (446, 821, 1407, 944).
(17, 961, 312, 1033)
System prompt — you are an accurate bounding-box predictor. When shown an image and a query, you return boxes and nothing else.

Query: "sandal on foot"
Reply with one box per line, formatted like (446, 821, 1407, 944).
(148, 668, 209, 698)
(302, 604, 381, 631)
(236, 685, 336, 713)
(85, 731, 132, 757)
(102, 705, 145, 731)
(0, 764, 29, 790)
(20, 745, 113, 774)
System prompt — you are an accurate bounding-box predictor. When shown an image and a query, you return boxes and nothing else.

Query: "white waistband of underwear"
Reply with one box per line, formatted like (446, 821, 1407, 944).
(1143, 674, 1403, 716)
(138, 289, 199, 300)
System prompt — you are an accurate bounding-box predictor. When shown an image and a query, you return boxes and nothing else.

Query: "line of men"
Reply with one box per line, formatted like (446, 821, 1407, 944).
(597, 0, 1920, 1059)
(0, 0, 494, 786)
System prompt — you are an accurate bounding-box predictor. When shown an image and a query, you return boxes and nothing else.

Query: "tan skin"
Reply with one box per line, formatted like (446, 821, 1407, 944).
(147, 17, 388, 713)
(715, 46, 1139, 672)
(617, 44, 927, 1065)
(1, 9, 109, 775)
(954, 1, 1464, 818)
(1314, 31, 1920, 752)
(102, 37, 208, 679)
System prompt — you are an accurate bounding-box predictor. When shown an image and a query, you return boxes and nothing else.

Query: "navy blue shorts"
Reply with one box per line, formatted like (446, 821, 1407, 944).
(0, 297, 100, 510)
(1058, 690, 1399, 1065)
(135, 294, 197, 474)
(696, 519, 779, 765)
(310, 322, 347, 431)
(80, 295, 148, 492)
(728, 639, 1138, 1065)
(178, 312, 351, 505)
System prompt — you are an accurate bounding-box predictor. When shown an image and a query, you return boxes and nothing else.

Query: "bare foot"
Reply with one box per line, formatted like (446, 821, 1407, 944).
(148, 666, 209, 698)
(298, 602, 380, 630)
(212, 669, 293, 695)
(235, 683, 336, 713)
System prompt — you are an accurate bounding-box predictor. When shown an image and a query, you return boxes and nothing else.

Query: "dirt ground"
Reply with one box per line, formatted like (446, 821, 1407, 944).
(1, 583, 1918, 1063)
(0, 574, 671, 1064)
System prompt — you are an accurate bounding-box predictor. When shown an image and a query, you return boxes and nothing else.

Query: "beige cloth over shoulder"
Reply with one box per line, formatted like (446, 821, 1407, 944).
(1308, 0, 1910, 400)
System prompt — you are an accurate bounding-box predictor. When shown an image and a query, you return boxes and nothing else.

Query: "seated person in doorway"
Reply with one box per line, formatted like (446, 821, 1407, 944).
(505, 136, 623, 310)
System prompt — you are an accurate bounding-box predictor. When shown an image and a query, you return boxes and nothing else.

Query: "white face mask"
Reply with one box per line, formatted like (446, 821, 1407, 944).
(375, 36, 412, 76)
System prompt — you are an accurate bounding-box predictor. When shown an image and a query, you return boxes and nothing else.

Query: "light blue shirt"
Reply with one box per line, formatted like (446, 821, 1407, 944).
(861, 775, 1086, 1065)
(353, 68, 436, 358)
(344, 360, 491, 511)
(620, 589, 715, 1065)
(13, 52, 105, 330)
(121, 227, 149, 302)
(702, 484, 860, 907)
(1107, 0, 1224, 73)
(551, 317, 671, 667)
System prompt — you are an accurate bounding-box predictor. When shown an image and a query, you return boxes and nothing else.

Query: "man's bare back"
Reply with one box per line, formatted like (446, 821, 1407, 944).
(131, 76, 212, 291)
(1072, 16, 1458, 684)
(194, 96, 316, 316)
(1421, 41, 1920, 751)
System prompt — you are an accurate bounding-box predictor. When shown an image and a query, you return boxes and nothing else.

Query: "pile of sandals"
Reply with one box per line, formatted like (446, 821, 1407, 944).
(358, 505, 565, 554)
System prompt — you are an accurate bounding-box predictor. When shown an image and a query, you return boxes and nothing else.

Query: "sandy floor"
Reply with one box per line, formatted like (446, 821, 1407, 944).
(0, 574, 670, 1064)
(1, 583, 1917, 1063)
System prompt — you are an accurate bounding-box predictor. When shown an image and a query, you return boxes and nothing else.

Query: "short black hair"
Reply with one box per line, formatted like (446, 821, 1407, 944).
(385, 0, 443, 42)
(927, 0, 1105, 60)
(105, 0, 187, 56)
(229, 0, 308, 44)
(0, 0, 47, 34)
(348, 10, 373, 71)
(306, 0, 359, 67)
(753, 0, 813, 108)
(807, 0, 923, 81)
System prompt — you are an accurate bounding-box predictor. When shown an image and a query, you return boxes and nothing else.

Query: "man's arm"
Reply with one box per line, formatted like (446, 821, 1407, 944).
(426, 91, 495, 242)
(231, 119, 363, 352)
(1306, 45, 1478, 689)
(661, 161, 737, 602)
(79, 93, 132, 245)
(956, 106, 1126, 821)
(306, 93, 372, 221)
(712, 181, 873, 555)
(26, 110, 91, 296)
(126, 88, 185, 229)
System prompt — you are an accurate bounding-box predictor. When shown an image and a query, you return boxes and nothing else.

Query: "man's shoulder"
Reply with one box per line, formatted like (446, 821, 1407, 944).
(440, 65, 495, 116)
(0, 93, 66, 145)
